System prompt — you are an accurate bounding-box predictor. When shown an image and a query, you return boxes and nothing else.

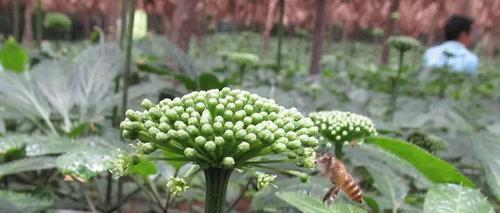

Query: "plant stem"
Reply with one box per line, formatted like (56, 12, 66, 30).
(276, 0, 285, 73)
(119, 0, 128, 49)
(120, 0, 136, 116)
(387, 50, 405, 120)
(204, 168, 233, 213)
(334, 141, 344, 159)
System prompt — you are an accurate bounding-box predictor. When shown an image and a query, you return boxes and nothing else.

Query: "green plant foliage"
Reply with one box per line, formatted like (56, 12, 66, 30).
(276, 191, 367, 213)
(0, 37, 29, 72)
(472, 133, 500, 201)
(366, 136, 474, 187)
(367, 168, 408, 212)
(129, 158, 157, 179)
(44, 12, 72, 32)
(423, 184, 494, 213)
(0, 190, 52, 213)
(0, 156, 56, 177)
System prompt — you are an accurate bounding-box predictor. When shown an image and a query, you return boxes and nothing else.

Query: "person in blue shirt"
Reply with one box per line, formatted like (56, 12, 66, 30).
(423, 15, 479, 75)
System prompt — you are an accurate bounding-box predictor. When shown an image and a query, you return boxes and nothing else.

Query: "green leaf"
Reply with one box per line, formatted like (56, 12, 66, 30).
(175, 74, 198, 91)
(129, 158, 157, 179)
(0, 156, 56, 177)
(162, 150, 188, 170)
(367, 168, 408, 212)
(276, 192, 332, 213)
(0, 37, 29, 72)
(363, 195, 380, 213)
(0, 190, 52, 213)
(472, 133, 500, 201)
(136, 61, 171, 75)
(423, 184, 494, 213)
(276, 192, 367, 213)
(366, 136, 474, 187)
(198, 72, 225, 90)
(67, 122, 89, 138)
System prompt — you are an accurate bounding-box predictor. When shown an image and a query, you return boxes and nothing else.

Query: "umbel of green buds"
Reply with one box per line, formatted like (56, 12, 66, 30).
(388, 36, 421, 53)
(116, 87, 318, 213)
(309, 111, 377, 147)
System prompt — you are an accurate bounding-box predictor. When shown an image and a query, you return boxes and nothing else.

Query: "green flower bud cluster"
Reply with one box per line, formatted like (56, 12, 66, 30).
(218, 51, 259, 67)
(119, 87, 318, 170)
(256, 172, 277, 190)
(166, 177, 190, 197)
(309, 111, 377, 146)
(388, 36, 421, 53)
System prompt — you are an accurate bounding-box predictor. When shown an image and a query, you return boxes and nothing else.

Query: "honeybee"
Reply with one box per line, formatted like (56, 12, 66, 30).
(315, 153, 363, 204)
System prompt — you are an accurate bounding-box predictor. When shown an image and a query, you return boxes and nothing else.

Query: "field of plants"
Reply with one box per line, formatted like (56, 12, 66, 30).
(0, 0, 500, 213)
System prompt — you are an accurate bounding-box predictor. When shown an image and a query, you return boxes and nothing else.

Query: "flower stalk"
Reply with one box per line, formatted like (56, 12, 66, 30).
(204, 168, 233, 213)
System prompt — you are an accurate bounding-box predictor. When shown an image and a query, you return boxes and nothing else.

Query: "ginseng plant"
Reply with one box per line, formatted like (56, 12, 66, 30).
(309, 111, 377, 158)
(386, 36, 420, 120)
(111, 87, 318, 213)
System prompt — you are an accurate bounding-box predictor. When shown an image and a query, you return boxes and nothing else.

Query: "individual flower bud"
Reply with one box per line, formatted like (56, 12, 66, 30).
(148, 127, 160, 136)
(136, 142, 157, 154)
(238, 142, 250, 152)
(214, 137, 225, 146)
(287, 152, 297, 159)
(244, 105, 254, 114)
(245, 133, 257, 143)
(126, 110, 142, 121)
(272, 143, 287, 153)
(224, 110, 233, 120)
(256, 172, 277, 190)
(155, 132, 169, 143)
(204, 141, 216, 152)
(287, 140, 301, 150)
(302, 157, 315, 168)
(195, 136, 207, 146)
(174, 121, 187, 130)
(141, 99, 155, 109)
(186, 125, 199, 136)
(158, 122, 171, 132)
(165, 109, 179, 120)
(201, 124, 213, 135)
(184, 148, 197, 158)
(235, 129, 247, 140)
(222, 157, 235, 168)
(166, 177, 190, 197)
(234, 110, 246, 120)
(144, 120, 157, 129)
(223, 129, 234, 140)
(213, 122, 224, 134)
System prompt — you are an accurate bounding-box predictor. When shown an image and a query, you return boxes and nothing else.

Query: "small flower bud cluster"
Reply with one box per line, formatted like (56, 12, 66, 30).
(109, 152, 139, 178)
(388, 36, 421, 52)
(218, 51, 259, 67)
(166, 177, 190, 197)
(256, 172, 277, 190)
(309, 111, 377, 146)
(118, 87, 318, 171)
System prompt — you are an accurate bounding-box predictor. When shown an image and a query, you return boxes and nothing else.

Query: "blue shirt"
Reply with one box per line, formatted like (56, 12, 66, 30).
(423, 41, 479, 75)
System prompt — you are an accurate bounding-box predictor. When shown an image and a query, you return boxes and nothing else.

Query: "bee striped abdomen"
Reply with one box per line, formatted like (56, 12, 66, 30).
(341, 176, 363, 203)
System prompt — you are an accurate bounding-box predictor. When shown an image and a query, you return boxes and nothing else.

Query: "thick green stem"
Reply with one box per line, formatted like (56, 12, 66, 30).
(204, 168, 233, 213)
